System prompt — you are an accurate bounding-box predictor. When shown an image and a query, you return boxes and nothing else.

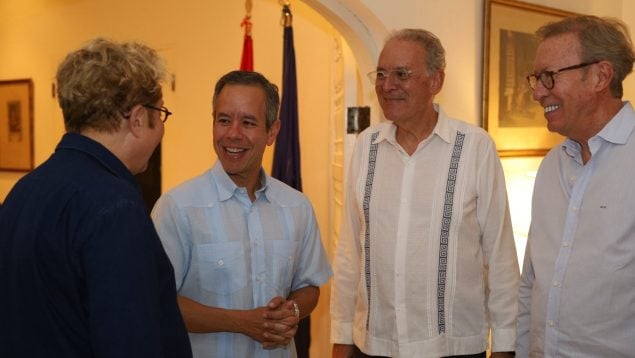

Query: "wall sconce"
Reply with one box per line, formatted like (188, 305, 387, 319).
(347, 106, 370, 134)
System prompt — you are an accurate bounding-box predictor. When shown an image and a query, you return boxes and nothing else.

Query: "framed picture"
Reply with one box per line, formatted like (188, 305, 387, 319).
(0, 79, 34, 171)
(482, 0, 576, 156)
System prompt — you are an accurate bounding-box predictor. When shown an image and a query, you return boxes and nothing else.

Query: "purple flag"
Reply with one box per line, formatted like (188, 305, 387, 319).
(271, 5, 302, 191)
(272, 6, 311, 357)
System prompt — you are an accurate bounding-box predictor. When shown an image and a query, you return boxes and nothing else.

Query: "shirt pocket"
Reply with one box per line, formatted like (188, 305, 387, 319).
(270, 240, 298, 292)
(196, 242, 247, 295)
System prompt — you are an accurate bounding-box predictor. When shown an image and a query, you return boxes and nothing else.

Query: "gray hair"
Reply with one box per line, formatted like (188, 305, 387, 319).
(537, 15, 635, 98)
(385, 28, 446, 74)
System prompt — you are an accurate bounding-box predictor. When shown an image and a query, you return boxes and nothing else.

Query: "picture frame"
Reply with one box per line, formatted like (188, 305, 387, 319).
(482, 0, 576, 157)
(0, 79, 34, 171)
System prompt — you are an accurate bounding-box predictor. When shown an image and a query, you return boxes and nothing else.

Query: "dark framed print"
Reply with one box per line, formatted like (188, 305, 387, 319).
(482, 0, 575, 156)
(0, 79, 34, 171)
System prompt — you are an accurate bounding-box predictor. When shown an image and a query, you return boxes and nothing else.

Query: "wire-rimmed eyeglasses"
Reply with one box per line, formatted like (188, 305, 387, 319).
(367, 68, 418, 85)
(526, 61, 599, 90)
(143, 104, 172, 123)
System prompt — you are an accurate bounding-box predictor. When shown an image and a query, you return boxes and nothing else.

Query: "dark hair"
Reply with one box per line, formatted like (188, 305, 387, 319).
(537, 15, 635, 98)
(56, 38, 166, 132)
(212, 70, 280, 129)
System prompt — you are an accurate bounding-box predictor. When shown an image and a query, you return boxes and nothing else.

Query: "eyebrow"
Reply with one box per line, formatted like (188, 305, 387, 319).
(216, 112, 258, 121)
(376, 65, 410, 71)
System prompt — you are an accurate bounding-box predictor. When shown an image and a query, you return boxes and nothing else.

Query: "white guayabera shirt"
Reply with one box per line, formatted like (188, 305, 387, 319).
(331, 104, 519, 357)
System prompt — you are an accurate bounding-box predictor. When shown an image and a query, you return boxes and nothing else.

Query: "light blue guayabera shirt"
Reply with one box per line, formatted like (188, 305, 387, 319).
(152, 162, 333, 358)
(517, 101, 635, 358)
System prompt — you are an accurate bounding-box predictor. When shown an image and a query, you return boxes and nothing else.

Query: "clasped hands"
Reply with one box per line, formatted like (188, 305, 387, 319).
(243, 296, 300, 349)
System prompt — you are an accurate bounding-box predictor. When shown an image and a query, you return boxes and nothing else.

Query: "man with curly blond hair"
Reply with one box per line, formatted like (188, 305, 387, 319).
(0, 38, 192, 357)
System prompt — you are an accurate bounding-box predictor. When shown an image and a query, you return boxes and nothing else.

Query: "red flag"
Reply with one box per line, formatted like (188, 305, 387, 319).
(240, 17, 253, 71)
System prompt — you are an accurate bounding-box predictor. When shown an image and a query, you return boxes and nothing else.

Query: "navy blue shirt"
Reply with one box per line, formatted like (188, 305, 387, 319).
(0, 133, 192, 357)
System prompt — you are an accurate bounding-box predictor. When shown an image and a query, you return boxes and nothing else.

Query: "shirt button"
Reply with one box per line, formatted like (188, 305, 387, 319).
(562, 242, 570, 247)
(548, 320, 555, 327)
(552, 280, 560, 287)
(217, 260, 224, 266)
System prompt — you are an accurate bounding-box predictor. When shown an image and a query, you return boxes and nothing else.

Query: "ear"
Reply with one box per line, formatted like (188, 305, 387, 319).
(429, 70, 445, 95)
(127, 105, 145, 138)
(593, 61, 614, 93)
(266, 119, 281, 146)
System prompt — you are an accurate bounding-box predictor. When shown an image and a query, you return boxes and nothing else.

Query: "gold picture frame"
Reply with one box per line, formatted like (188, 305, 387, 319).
(0, 79, 34, 171)
(482, 0, 575, 157)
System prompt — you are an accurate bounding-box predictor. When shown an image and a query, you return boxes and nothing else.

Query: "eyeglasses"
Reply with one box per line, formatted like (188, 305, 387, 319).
(143, 104, 172, 123)
(526, 61, 599, 90)
(367, 68, 418, 84)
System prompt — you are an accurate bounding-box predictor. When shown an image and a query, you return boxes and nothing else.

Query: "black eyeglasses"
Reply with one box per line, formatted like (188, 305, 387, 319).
(367, 68, 419, 84)
(143, 104, 172, 123)
(526, 61, 599, 90)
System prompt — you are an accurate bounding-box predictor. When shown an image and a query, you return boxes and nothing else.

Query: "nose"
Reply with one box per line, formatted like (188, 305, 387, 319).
(532, 80, 549, 102)
(378, 75, 399, 91)
(225, 120, 243, 138)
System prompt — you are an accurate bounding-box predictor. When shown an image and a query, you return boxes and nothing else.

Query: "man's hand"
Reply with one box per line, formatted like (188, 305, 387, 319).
(261, 296, 300, 349)
(236, 306, 279, 344)
(176, 294, 300, 349)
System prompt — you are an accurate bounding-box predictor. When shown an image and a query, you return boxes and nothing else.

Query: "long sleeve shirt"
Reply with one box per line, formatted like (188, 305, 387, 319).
(0, 133, 192, 358)
(517, 101, 635, 358)
(331, 105, 519, 357)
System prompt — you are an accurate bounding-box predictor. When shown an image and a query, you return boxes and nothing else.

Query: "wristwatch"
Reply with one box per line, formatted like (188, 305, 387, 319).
(293, 302, 300, 318)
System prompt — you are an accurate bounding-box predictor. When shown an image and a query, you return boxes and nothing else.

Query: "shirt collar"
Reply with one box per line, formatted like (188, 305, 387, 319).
(595, 101, 635, 145)
(373, 103, 451, 146)
(211, 161, 269, 202)
(56, 132, 137, 187)
(563, 101, 635, 157)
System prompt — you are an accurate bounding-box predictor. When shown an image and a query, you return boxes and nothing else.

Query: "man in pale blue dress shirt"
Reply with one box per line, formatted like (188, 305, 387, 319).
(518, 16, 635, 357)
(152, 70, 332, 357)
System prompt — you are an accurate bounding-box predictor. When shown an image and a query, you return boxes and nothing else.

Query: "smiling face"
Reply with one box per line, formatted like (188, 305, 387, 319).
(375, 39, 442, 128)
(213, 84, 279, 189)
(532, 32, 598, 140)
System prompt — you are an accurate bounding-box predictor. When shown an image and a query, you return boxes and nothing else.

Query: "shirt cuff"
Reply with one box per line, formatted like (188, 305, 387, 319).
(491, 327, 516, 352)
(330, 321, 354, 344)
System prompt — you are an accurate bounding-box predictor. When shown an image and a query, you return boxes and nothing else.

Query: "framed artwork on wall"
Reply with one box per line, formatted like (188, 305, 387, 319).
(0, 79, 34, 171)
(482, 0, 575, 157)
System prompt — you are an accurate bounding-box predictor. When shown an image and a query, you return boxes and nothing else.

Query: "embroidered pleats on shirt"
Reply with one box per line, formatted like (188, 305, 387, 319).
(361, 131, 465, 334)
(437, 131, 465, 334)
(363, 132, 380, 330)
